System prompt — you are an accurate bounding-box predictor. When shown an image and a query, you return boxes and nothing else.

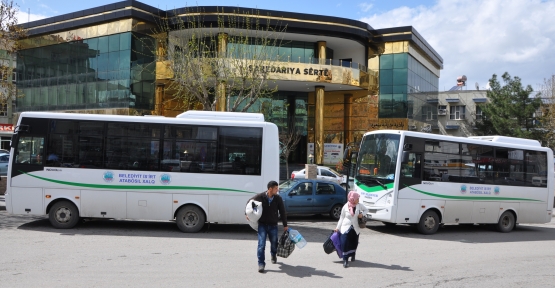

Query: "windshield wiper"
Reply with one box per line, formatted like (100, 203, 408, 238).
(356, 176, 387, 190)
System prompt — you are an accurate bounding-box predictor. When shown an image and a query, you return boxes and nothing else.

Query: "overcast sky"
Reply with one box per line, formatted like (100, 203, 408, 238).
(14, 0, 555, 93)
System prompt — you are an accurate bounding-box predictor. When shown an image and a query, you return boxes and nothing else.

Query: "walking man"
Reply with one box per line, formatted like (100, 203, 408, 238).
(247, 180, 288, 273)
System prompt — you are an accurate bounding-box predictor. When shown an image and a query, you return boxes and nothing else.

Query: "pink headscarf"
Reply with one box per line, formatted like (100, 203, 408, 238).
(347, 191, 359, 216)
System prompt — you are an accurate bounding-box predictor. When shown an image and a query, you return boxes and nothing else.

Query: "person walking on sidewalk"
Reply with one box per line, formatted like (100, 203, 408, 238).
(334, 191, 368, 268)
(246, 180, 288, 273)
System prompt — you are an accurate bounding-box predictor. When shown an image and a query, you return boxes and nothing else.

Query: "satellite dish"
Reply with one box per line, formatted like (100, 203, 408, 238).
(475, 82, 479, 90)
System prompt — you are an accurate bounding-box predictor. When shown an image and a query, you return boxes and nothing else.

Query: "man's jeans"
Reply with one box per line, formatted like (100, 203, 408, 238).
(257, 223, 278, 265)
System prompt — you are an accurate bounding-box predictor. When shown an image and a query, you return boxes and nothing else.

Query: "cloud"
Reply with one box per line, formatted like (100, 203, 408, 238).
(359, 0, 555, 91)
(359, 2, 373, 13)
(16, 10, 47, 24)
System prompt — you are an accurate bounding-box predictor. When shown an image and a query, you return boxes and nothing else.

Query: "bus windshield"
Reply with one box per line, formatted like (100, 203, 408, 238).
(356, 133, 400, 186)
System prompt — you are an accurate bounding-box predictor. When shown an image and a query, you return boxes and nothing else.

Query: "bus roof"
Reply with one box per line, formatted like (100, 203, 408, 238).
(176, 111, 264, 122)
(17, 111, 269, 126)
(363, 130, 550, 151)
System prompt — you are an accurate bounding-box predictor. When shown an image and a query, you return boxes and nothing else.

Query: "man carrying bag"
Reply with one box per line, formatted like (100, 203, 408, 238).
(246, 181, 288, 273)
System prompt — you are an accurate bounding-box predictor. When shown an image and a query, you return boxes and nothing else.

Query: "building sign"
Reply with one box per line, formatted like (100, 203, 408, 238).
(0, 124, 14, 132)
(307, 143, 344, 165)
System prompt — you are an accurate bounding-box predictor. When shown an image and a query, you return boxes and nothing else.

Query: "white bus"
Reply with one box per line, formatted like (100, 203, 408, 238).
(352, 130, 554, 234)
(5, 111, 279, 232)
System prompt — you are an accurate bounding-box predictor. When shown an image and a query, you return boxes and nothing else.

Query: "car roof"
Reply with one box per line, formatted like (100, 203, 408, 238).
(284, 178, 339, 185)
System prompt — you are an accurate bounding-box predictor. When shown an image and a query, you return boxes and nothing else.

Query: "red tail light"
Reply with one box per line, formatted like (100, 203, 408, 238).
(291, 174, 295, 179)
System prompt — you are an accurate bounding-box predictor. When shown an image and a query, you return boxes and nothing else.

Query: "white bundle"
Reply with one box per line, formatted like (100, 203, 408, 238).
(245, 200, 263, 231)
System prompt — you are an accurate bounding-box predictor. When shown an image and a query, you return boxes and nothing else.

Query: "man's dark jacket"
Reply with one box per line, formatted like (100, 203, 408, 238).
(249, 192, 288, 227)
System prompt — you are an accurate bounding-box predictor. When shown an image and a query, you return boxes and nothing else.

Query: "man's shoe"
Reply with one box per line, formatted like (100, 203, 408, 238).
(271, 255, 277, 264)
(351, 254, 355, 262)
(258, 264, 265, 273)
(343, 259, 349, 268)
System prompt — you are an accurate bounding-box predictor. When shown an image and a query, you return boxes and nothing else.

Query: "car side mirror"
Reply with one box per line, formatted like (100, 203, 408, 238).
(289, 191, 297, 196)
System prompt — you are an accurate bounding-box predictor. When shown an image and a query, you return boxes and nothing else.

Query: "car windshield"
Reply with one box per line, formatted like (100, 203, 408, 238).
(279, 180, 299, 191)
(327, 168, 342, 177)
(356, 133, 400, 185)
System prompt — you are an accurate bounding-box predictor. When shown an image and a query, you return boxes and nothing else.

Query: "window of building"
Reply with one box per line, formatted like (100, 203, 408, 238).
(450, 105, 466, 120)
(422, 105, 437, 121)
(476, 105, 483, 120)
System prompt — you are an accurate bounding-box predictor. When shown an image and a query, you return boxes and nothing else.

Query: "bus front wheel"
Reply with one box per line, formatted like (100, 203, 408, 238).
(49, 200, 80, 229)
(417, 210, 440, 235)
(496, 211, 515, 233)
(176, 205, 206, 233)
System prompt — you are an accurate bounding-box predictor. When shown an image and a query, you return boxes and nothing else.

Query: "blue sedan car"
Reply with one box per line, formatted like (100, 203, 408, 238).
(279, 179, 346, 220)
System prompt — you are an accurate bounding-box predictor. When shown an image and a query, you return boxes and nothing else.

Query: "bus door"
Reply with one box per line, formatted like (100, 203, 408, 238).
(9, 117, 48, 215)
(400, 136, 425, 188)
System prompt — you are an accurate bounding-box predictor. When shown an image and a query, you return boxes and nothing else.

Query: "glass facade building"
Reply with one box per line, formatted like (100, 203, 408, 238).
(379, 53, 439, 118)
(16, 32, 155, 112)
(14, 2, 443, 167)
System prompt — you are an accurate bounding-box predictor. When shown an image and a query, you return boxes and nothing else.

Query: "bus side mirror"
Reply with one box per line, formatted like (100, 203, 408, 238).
(349, 151, 358, 162)
(403, 143, 412, 151)
(10, 134, 18, 148)
(402, 151, 410, 163)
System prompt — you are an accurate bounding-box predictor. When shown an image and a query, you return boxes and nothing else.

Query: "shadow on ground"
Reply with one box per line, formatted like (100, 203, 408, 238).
(366, 221, 555, 244)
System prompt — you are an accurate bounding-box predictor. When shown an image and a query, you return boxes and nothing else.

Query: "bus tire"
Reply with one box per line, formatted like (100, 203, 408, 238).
(496, 211, 515, 233)
(49, 200, 80, 229)
(330, 204, 343, 220)
(417, 210, 439, 235)
(176, 205, 206, 233)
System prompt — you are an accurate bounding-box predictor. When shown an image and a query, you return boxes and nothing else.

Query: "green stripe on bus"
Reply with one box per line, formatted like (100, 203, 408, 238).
(21, 171, 256, 194)
(357, 182, 394, 192)
(404, 184, 542, 202)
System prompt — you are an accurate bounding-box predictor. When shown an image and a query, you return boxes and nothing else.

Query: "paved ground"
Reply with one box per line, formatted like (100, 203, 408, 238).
(1, 195, 555, 287)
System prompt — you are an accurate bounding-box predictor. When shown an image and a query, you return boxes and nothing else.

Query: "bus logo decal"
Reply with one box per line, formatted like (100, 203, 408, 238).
(160, 174, 171, 185)
(460, 184, 467, 194)
(103, 171, 114, 183)
(494, 187, 500, 195)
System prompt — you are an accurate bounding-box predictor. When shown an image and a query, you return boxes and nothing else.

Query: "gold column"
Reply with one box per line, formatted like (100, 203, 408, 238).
(344, 94, 353, 144)
(216, 82, 226, 111)
(155, 84, 165, 116)
(315, 86, 325, 165)
(317, 41, 326, 64)
(216, 33, 228, 111)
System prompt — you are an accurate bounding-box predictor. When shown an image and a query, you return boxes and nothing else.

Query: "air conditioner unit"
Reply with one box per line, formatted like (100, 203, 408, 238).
(438, 109, 447, 115)
(408, 125, 417, 131)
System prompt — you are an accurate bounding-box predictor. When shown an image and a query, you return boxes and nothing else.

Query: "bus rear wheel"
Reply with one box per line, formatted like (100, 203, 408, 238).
(496, 211, 515, 233)
(176, 205, 206, 233)
(417, 210, 440, 235)
(49, 200, 80, 229)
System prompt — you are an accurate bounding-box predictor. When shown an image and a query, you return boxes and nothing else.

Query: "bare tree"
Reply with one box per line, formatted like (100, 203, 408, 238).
(0, 0, 25, 119)
(279, 119, 302, 180)
(538, 75, 555, 150)
(154, 7, 286, 112)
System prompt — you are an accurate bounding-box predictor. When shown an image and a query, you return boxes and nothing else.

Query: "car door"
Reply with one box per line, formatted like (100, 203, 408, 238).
(284, 181, 314, 214)
(0, 154, 8, 176)
(313, 182, 338, 213)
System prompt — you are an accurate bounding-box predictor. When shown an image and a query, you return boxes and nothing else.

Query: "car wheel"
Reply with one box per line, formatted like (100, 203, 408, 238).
(330, 204, 342, 220)
(49, 200, 80, 229)
(496, 211, 515, 233)
(176, 205, 206, 233)
(417, 210, 440, 235)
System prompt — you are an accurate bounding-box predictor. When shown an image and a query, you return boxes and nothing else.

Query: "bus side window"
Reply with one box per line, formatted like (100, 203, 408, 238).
(15, 136, 45, 165)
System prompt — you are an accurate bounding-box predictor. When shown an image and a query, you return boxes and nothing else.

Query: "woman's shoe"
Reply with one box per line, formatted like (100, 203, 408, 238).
(351, 254, 355, 262)
(343, 259, 349, 268)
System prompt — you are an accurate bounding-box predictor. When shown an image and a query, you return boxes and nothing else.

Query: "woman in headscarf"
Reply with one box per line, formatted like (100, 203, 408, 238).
(334, 191, 368, 268)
